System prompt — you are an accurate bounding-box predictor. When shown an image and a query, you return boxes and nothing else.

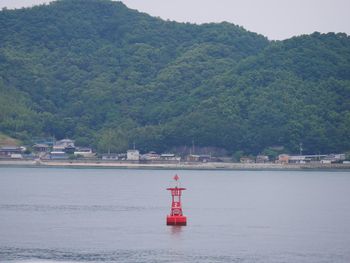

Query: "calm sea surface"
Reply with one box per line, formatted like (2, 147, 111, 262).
(0, 167, 350, 262)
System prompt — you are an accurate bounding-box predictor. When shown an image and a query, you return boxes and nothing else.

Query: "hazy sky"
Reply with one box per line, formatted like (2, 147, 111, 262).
(1, 0, 349, 40)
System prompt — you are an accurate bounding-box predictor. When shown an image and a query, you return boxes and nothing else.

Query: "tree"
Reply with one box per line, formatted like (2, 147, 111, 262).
(97, 129, 128, 154)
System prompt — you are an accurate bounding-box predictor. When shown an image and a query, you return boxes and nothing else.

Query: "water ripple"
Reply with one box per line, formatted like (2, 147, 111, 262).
(0, 247, 252, 263)
(0, 204, 161, 213)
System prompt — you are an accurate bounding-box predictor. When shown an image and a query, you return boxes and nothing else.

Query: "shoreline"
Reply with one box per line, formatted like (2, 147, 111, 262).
(1, 159, 350, 170)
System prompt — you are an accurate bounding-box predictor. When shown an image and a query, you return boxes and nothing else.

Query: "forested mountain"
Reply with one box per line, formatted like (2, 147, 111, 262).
(0, 0, 349, 155)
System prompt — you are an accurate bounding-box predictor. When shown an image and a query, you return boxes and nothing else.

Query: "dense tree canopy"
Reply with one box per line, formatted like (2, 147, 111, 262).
(0, 0, 349, 155)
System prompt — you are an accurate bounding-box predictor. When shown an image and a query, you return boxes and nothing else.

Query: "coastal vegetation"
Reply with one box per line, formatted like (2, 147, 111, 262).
(0, 0, 349, 155)
(0, 133, 20, 147)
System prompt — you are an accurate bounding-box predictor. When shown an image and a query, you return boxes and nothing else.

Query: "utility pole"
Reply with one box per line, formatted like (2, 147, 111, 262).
(107, 129, 112, 155)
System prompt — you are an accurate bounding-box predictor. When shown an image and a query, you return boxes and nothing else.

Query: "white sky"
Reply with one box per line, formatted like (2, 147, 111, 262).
(1, 0, 349, 40)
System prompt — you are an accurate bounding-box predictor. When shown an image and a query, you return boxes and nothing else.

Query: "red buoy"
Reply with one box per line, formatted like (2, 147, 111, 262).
(166, 174, 187, 226)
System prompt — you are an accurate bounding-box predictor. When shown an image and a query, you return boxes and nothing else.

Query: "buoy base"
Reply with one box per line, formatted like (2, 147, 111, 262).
(167, 215, 187, 226)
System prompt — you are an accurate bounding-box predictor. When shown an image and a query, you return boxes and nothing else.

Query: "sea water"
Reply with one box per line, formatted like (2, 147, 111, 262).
(0, 167, 350, 262)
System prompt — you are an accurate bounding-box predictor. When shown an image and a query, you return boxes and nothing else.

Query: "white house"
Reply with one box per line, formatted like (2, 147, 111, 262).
(127, 150, 140, 161)
(74, 148, 95, 158)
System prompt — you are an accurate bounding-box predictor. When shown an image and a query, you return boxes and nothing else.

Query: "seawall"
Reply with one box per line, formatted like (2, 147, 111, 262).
(0, 159, 349, 170)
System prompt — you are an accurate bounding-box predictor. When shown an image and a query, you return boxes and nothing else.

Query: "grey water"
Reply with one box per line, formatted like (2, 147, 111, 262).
(0, 167, 350, 263)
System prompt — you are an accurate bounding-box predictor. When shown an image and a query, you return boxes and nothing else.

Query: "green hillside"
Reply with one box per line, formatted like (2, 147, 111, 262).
(0, 0, 349, 155)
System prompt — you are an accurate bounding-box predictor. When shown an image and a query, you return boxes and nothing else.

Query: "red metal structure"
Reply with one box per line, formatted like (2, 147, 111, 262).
(166, 174, 187, 226)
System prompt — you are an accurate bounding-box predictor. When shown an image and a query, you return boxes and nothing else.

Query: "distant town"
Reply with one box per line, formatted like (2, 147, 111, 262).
(0, 138, 349, 166)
